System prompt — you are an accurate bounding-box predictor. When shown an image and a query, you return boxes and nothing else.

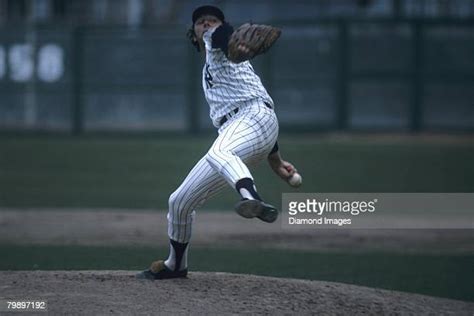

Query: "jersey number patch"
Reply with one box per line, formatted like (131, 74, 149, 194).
(205, 64, 213, 89)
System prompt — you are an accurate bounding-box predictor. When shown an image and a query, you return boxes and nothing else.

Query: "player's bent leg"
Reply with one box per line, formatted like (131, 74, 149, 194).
(136, 156, 228, 280)
(167, 156, 227, 243)
(206, 105, 280, 222)
(207, 104, 279, 182)
(206, 147, 279, 222)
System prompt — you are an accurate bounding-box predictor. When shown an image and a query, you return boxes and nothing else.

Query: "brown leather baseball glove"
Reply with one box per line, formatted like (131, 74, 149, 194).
(227, 23, 282, 63)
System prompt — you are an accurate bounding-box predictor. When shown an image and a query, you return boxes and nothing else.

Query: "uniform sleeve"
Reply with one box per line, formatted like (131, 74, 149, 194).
(202, 27, 217, 51)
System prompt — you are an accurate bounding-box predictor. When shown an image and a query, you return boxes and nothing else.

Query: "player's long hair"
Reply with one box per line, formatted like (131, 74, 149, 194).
(187, 27, 200, 52)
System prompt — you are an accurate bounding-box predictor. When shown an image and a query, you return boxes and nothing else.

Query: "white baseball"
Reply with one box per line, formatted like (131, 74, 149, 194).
(288, 172, 302, 187)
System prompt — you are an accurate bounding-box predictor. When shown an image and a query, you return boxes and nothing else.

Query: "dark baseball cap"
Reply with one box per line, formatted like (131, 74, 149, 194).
(192, 5, 225, 24)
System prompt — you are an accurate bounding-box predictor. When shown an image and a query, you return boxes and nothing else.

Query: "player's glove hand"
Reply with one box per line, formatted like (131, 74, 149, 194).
(227, 23, 282, 63)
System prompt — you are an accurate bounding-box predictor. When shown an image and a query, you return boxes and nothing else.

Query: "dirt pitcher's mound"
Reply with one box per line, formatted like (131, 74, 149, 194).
(1, 271, 473, 315)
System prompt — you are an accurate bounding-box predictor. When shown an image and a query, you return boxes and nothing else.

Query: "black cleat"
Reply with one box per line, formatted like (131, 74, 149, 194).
(234, 199, 278, 223)
(135, 260, 188, 280)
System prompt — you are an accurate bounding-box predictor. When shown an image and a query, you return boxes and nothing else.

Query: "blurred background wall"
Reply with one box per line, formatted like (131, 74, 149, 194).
(0, 0, 473, 133)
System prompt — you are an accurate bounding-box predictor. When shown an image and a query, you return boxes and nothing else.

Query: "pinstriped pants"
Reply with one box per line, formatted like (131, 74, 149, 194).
(167, 102, 279, 243)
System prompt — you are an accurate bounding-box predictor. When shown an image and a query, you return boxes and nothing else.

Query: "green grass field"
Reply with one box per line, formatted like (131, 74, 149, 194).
(1, 244, 472, 302)
(1, 134, 473, 303)
(1, 134, 473, 209)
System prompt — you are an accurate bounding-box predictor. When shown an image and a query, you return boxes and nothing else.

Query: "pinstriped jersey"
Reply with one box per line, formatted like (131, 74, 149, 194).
(202, 27, 274, 128)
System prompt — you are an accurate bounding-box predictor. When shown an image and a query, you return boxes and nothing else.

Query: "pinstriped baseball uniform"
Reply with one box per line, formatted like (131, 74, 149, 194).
(166, 26, 279, 267)
(201, 27, 274, 128)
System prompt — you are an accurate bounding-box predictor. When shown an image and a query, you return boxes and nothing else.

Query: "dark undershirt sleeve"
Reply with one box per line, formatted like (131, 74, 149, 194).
(269, 141, 279, 156)
(211, 22, 234, 56)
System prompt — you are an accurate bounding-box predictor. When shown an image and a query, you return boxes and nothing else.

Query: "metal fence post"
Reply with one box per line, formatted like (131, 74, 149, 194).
(186, 45, 199, 133)
(72, 27, 84, 135)
(263, 44, 274, 95)
(336, 20, 350, 130)
(411, 20, 423, 132)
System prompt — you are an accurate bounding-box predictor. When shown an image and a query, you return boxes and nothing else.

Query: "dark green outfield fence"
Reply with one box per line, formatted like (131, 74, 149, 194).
(0, 19, 473, 134)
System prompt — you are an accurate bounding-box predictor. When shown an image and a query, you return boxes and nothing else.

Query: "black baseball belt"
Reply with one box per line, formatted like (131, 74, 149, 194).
(219, 102, 273, 126)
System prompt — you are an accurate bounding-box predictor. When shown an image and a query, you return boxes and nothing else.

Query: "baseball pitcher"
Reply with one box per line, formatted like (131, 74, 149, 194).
(137, 5, 301, 280)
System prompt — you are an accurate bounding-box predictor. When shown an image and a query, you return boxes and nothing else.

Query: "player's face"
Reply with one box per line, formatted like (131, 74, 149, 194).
(194, 15, 222, 40)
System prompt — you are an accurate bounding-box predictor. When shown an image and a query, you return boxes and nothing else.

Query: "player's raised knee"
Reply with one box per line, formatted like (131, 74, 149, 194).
(205, 148, 233, 168)
(205, 150, 220, 167)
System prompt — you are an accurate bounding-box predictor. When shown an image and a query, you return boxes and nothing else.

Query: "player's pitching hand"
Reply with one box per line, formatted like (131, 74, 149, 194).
(277, 160, 297, 179)
(268, 154, 299, 184)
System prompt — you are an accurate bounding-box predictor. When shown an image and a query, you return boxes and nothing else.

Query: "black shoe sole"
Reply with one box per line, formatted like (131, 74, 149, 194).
(234, 200, 278, 223)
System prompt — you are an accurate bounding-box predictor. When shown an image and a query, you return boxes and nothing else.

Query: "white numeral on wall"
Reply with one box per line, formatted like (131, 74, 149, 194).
(37, 44, 64, 82)
(9, 44, 35, 82)
(1, 43, 64, 82)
